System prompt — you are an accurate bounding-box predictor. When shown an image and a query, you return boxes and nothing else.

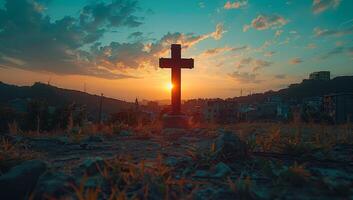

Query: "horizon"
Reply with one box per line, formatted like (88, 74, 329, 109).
(1, 72, 351, 103)
(0, 0, 353, 101)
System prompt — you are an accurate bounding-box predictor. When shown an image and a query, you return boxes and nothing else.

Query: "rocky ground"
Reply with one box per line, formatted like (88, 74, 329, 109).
(0, 126, 352, 199)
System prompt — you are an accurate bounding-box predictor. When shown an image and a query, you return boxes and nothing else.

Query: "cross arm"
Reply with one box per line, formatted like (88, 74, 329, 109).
(180, 58, 194, 69)
(159, 58, 173, 68)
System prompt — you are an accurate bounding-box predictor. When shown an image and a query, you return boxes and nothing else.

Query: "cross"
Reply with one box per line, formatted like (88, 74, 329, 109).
(159, 44, 194, 115)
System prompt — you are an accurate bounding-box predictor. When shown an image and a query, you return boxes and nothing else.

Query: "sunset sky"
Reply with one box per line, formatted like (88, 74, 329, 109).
(0, 0, 352, 101)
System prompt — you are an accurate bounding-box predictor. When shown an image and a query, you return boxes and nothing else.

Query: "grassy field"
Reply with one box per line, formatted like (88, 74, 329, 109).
(0, 122, 352, 199)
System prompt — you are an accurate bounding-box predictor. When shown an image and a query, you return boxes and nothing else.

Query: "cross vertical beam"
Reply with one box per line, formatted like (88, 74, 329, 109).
(171, 44, 181, 114)
(159, 44, 194, 115)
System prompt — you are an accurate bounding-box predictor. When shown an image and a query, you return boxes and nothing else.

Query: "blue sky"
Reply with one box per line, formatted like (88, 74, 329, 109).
(0, 0, 352, 100)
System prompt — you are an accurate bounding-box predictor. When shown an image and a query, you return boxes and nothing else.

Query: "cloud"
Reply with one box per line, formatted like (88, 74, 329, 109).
(211, 23, 226, 40)
(128, 31, 143, 39)
(348, 47, 353, 55)
(312, 0, 341, 14)
(264, 51, 275, 57)
(243, 14, 288, 32)
(79, 0, 142, 30)
(224, 0, 247, 9)
(0, 0, 222, 79)
(151, 24, 224, 51)
(92, 24, 225, 70)
(320, 46, 345, 59)
(335, 41, 344, 46)
(0, 0, 144, 79)
(202, 47, 234, 56)
(274, 74, 286, 79)
(236, 57, 272, 72)
(275, 30, 283, 37)
(201, 45, 247, 56)
(289, 57, 303, 64)
(229, 71, 261, 84)
(313, 26, 353, 37)
(306, 43, 317, 49)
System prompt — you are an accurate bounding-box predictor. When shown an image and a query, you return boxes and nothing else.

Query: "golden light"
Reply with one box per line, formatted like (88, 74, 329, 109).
(166, 82, 174, 90)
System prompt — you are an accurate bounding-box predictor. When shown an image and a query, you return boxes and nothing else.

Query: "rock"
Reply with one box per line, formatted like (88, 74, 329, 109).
(76, 157, 105, 176)
(56, 136, 70, 145)
(328, 144, 353, 162)
(119, 130, 133, 136)
(212, 162, 232, 178)
(193, 162, 232, 179)
(82, 135, 104, 143)
(214, 129, 249, 161)
(84, 175, 105, 189)
(164, 156, 178, 167)
(35, 171, 75, 199)
(194, 187, 235, 200)
(161, 128, 187, 135)
(0, 160, 47, 199)
(194, 170, 210, 178)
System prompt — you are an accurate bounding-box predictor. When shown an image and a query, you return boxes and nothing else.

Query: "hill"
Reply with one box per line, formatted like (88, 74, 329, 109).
(233, 76, 353, 103)
(0, 81, 133, 115)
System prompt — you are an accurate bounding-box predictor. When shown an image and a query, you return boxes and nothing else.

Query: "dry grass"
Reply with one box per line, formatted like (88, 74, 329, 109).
(220, 122, 353, 153)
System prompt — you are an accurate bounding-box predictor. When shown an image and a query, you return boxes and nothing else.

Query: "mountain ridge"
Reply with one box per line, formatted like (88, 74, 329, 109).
(0, 82, 134, 114)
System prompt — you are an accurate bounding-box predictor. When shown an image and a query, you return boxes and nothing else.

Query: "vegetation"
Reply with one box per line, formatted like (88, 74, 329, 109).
(0, 113, 352, 199)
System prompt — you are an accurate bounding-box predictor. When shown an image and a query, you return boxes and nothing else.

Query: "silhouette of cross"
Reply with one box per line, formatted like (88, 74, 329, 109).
(159, 44, 194, 114)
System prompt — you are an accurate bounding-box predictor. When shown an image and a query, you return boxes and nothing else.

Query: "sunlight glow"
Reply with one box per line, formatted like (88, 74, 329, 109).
(166, 82, 174, 90)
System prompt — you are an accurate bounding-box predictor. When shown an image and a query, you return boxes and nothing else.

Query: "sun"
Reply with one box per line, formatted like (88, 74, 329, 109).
(166, 82, 174, 90)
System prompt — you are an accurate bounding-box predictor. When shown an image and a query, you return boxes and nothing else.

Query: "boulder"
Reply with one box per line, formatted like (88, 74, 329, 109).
(35, 171, 75, 199)
(76, 157, 105, 176)
(214, 129, 249, 161)
(119, 130, 134, 136)
(212, 162, 232, 178)
(0, 160, 47, 199)
(82, 135, 104, 143)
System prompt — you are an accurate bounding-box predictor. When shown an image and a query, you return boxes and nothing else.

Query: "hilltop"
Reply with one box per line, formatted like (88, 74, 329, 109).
(0, 82, 133, 114)
(232, 76, 353, 103)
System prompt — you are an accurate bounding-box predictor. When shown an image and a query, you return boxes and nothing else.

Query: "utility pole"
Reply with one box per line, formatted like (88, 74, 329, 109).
(98, 93, 103, 124)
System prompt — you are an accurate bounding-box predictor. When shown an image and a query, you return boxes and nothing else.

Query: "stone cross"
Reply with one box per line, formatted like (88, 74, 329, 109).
(159, 44, 194, 114)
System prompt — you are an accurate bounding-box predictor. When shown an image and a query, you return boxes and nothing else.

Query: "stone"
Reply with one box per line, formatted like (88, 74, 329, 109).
(77, 157, 105, 176)
(211, 162, 232, 178)
(161, 128, 188, 135)
(56, 136, 70, 145)
(0, 160, 47, 199)
(214, 129, 249, 161)
(164, 156, 178, 167)
(35, 171, 75, 199)
(119, 130, 133, 136)
(193, 187, 235, 200)
(84, 175, 105, 189)
(82, 135, 104, 143)
(194, 170, 210, 178)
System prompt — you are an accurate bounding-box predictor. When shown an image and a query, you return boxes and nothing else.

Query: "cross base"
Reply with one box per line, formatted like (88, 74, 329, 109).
(161, 114, 190, 129)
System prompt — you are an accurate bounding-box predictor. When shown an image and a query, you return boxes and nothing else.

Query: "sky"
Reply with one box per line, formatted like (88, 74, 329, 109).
(0, 0, 352, 101)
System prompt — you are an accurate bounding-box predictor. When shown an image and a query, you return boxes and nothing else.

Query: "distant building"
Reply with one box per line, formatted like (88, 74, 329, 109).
(203, 100, 237, 123)
(302, 97, 323, 111)
(324, 93, 353, 124)
(237, 104, 257, 121)
(277, 103, 290, 120)
(309, 71, 330, 81)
